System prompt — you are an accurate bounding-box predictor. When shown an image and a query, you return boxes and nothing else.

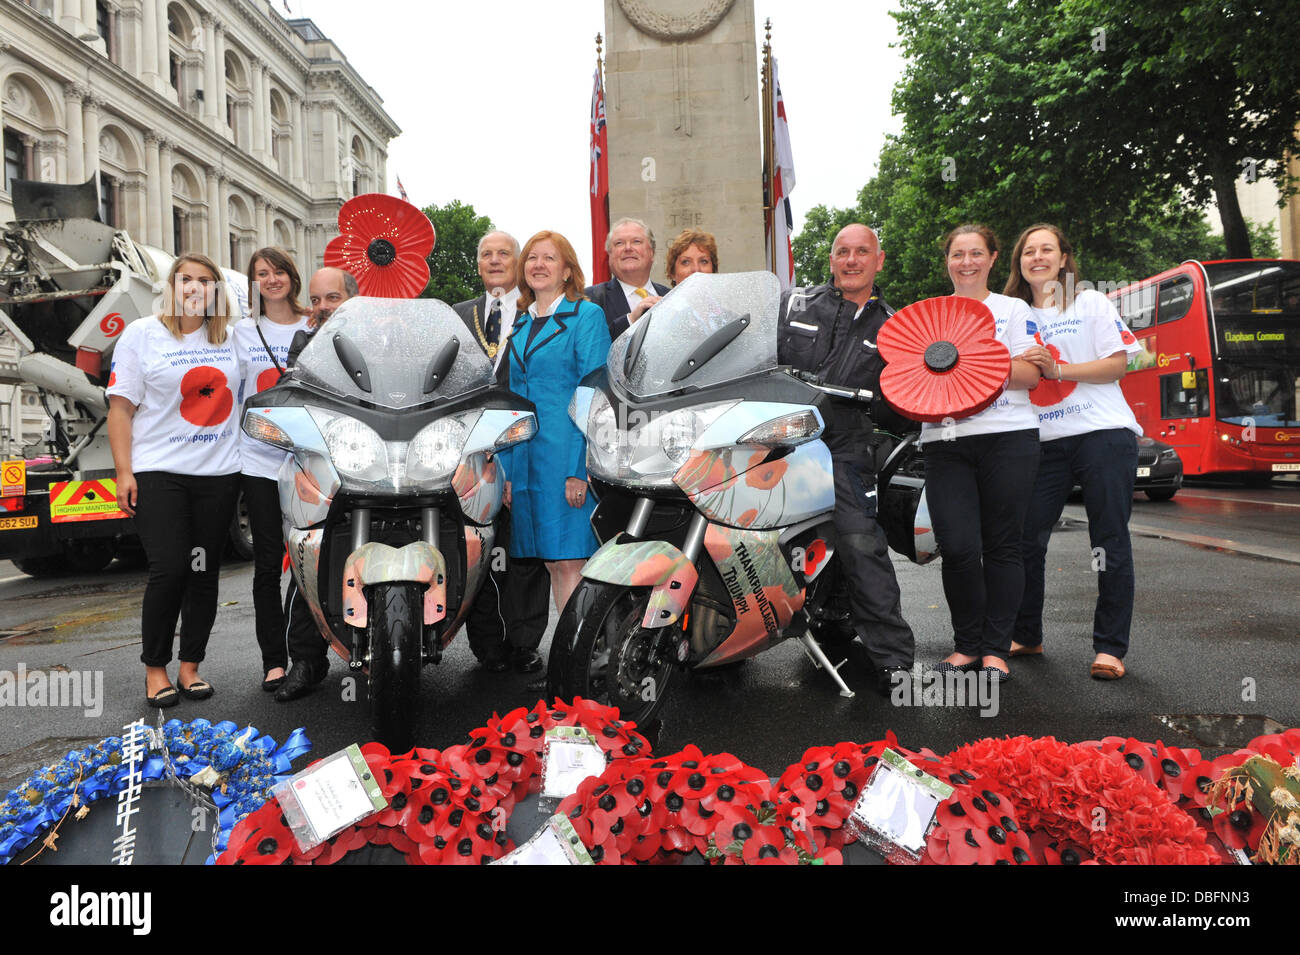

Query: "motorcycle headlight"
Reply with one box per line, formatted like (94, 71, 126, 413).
(659, 410, 701, 466)
(407, 417, 469, 483)
(319, 414, 387, 482)
(589, 390, 619, 456)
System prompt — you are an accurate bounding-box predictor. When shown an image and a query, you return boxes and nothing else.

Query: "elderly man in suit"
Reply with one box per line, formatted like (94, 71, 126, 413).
(452, 230, 550, 674)
(584, 217, 670, 341)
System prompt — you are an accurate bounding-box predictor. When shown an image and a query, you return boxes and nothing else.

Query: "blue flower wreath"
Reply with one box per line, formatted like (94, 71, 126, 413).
(0, 718, 310, 865)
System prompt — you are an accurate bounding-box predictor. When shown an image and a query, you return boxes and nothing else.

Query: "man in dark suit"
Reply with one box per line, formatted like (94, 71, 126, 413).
(584, 217, 670, 341)
(452, 230, 549, 674)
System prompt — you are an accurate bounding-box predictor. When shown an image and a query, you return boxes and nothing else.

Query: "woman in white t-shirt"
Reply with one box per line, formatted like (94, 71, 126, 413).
(107, 252, 242, 708)
(1005, 224, 1142, 680)
(233, 247, 312, 693)
(922, 225, 1041, 683)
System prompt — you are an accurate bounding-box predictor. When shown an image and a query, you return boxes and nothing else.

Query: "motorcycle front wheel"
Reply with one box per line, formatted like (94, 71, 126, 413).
(547, 581, 678, 727)
(366, 581, 423, 752)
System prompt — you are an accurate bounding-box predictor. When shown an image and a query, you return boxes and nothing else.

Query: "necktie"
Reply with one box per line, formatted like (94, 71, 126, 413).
(634, 287, 649, 299)
(485, 297, 502, 348)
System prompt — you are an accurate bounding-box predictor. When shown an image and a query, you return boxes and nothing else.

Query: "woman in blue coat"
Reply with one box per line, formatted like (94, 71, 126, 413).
(503, 230, 612, 616)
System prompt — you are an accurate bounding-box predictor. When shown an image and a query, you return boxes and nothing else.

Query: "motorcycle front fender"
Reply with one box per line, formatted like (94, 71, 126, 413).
(581, 534, 698, 628)
(341, 541, 447, 629)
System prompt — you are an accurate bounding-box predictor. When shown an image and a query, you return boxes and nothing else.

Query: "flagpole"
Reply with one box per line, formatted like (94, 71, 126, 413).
(761, 19, 778, 280)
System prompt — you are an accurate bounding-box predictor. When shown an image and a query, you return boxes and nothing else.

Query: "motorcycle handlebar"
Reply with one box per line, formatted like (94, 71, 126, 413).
(785, 367, 874, 403)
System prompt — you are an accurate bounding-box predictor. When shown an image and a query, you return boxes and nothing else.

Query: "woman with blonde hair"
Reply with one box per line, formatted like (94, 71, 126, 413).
(108, 252, 242, 707)
(503, 230, 612, 627)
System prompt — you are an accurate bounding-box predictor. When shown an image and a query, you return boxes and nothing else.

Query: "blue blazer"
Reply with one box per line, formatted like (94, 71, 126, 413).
(502, 296, 612, 560)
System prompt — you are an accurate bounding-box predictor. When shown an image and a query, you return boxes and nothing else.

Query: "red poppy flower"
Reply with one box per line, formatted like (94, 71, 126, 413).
(324, 193, 434, 298)
(877, 296, 1011, 422)
(744, 455, 787, 490)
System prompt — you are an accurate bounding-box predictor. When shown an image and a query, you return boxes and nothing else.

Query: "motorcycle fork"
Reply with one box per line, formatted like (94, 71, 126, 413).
(347, 505, 445, 667)
(654, 509, 707, 666)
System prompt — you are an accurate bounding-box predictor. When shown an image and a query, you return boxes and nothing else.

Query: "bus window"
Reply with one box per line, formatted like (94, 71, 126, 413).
(1120, 285, 1156, 330)
(1160, 369, 1209, 419)
(1157, 276, 1194, 324)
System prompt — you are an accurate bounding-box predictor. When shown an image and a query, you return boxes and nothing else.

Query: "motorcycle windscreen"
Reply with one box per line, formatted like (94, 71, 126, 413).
(609, 271, 781, 399)
(292, 297, 494, 410)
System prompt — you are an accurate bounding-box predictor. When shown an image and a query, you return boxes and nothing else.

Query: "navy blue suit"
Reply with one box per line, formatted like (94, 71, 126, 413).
(584, 278, 670, 341)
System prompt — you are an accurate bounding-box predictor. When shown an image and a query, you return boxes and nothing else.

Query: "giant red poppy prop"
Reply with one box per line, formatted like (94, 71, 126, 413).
(877, 296, 1011, 422)
(324, 193, 435, 298)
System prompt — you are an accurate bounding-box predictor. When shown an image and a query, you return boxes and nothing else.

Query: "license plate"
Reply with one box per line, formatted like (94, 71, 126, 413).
(1135, 467, 1151, 478)
(0, 515, 37, 531)
(1271, 463, 1300, 472)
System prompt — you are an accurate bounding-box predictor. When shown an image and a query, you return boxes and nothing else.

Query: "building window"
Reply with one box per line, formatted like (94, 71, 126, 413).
(173, 208, 185, 254)
(170, 52, 182, 95)
(4, 129, 24, 194)
(226, 94, 235, 130)
(99, 172, 119, 227)
(96, 1, 116, 63)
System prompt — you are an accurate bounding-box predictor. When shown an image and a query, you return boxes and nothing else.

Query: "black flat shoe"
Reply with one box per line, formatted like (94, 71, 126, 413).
(981, 665, 1012, 684)
(875, 666, 911, 696)
(275, 661, 327, 702)
(179, 679, 214, 701)
(262, 673, 287, 692)
(933, 658, 981, 674)
(512, 649, 544, 674)
(147, 684, 180, 709)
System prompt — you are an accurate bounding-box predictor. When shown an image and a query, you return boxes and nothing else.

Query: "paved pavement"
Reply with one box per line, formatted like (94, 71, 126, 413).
(2, 486, 1296, 789)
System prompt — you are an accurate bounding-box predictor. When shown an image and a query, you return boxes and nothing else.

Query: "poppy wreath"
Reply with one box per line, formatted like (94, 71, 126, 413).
(217, 698, 651, 865)
(0, 719, 309, 865)
(323, 193, 435, 299)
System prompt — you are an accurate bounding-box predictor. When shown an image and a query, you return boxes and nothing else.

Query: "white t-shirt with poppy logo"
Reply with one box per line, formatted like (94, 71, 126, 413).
(1030, 290, 1142, 441)
(106, 315, 241, 475)
(918, 292, 1039, 444)
(233, 316, 310, 480)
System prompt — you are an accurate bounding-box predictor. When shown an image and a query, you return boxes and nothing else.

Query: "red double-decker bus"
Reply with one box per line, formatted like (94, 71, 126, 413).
(1108, 259, 1300, 479)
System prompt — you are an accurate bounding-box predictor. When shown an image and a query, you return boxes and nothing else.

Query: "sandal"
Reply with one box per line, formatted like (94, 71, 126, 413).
(147, 684, 180, 709)
(179, 679, 215, 701)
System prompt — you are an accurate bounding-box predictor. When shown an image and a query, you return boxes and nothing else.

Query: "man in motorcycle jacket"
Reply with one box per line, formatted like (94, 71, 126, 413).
(777, 223, 916, 694)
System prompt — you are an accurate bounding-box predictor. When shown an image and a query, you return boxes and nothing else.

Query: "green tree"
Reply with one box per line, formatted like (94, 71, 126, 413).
(420, 200, 494, 304)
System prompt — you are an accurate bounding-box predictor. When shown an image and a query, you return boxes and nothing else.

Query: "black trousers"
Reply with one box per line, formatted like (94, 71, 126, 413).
(831, 455, 915, 669)
(923, 429, 1040, 661)
(133, 471, 240, 667)
(241, 474, 288, 673)
(283, 574, 327, 668)
(464, 507, 551, 662)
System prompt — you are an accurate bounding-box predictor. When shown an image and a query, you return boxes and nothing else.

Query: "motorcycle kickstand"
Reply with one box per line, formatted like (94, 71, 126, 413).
(799, 632, 855, 698)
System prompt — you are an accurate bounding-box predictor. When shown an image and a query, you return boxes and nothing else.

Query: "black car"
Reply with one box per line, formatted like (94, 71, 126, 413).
(1135, 436, 1184, 501)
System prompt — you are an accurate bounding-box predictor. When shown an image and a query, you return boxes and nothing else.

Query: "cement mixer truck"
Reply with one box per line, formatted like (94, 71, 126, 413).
(0, 178, 253, 576)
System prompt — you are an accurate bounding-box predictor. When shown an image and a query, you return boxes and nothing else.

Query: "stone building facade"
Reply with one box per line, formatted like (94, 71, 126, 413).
(0, 0, 399, 451)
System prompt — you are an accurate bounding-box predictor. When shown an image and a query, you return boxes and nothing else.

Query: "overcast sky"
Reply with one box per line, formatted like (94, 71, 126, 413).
(290, 0, 905, 275)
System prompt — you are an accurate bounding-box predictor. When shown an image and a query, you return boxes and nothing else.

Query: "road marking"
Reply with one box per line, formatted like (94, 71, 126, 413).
(1176, 492, 1300, 509)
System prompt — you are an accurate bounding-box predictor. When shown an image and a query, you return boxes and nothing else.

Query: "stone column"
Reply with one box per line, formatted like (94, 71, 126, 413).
(157, 0, 171, 96)
(38, 139, 65, 183)
(253, 197, 267, 248)
(213, 21, 226, 132)
(298, 97, 310, 185)
(82, 94, 101, 185)
(63, 83, 86, 184)
(293, 220, 304, 260)
(288, 91, 302, 184)
(322, 102, 340, 196)
(140, 0, 160, 89)
(263, 202, 274, 247)
(205, 165, 221, 254)
(217, 174, 230, 267)
(118, 2, 142, 74)
(123, 180, 147, 238)
(20, 135, 36, 181)
(81, 0, 97, 36)
(250, 57, 267, 164)
(200, 13, 218, 125)
(109, 177, 123, 229)
(158, 138, 174, 253)
(144, 132, 162, 246)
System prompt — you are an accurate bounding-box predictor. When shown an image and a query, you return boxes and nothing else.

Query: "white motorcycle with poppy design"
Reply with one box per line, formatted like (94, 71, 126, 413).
(546, 273, 935, 725)
(242, 297, 536, 750)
